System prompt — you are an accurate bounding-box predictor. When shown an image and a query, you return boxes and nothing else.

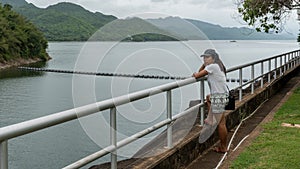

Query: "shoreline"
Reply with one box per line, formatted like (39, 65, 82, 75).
(0, 57, 50, 70)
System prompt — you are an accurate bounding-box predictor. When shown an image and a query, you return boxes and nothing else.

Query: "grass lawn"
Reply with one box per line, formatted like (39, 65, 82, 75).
(230, 86, 300, 169)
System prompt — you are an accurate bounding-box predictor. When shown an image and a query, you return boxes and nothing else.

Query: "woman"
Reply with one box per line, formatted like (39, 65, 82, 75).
(192, 49, 228, 153)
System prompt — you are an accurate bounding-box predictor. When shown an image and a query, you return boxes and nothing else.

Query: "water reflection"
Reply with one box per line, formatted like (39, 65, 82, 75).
(0, 61, 47, 79)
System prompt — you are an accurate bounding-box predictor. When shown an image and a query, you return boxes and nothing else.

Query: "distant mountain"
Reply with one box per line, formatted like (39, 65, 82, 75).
(147, 17, 295, 40)
(90, 17, 180, 41)
(147, 17, 207, 40)
(1, 0, 296, 41)
(43, 2, 116, 29)
(186, 18, 295, 40)
(1, 0, 118, 41)
(1, 0, 177, 41)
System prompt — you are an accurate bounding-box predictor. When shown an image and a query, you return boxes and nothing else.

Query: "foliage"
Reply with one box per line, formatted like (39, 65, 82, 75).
(236, 0, 299, 33)
(3, 1, 179, 41)
(2, 0, 295, 42)
(15, 3, 178, 41)
(0, 3, 48, 62)
(0, 0, 27, 7)
(14, 2, 117, 41)
(230, 86, 300, 169)
(122, 33, 178, 42)
(89, 17, 182, 41)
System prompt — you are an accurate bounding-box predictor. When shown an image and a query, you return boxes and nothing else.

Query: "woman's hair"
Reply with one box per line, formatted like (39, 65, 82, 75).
(201, 49, 226, 75)
(214, 54, 226, 75)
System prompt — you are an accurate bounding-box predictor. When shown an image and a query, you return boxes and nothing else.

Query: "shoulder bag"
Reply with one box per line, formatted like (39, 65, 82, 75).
(225, 85, 235, 110)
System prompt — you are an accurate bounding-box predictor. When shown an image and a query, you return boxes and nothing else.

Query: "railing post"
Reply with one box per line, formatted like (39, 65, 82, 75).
(251, 64, 254, 94)
(110, 107, 117, 169)
(166, 90, 173, 148)
(239, 68, 242, 101)
(261, 62, 264, 88)
(268, 59, 271, 83)
(279, 56, 282, 76)
(290, 53, 292, 69)
(0, 140, 8, 169)
(274, 58, 277, 79)
(296, 51, 300, 66)
(200, 79, 205, 126)
(280, 56, 284, 76)
(294, 52, 297, 67)
(288, 53, 291, 70)
(293, 52, 297, 67)
(296, 53, 298, 66)
(296, 51, 299, 66)
(294, 52, 296, 67)
(291, 52, 294, 68)
(297, 51, 300, 65)
(298, 51, 300, 65)
(291, 52, 295, 68)
(290, 53, 292, 68)
(287, 53, 289, 70)
(284, 54, 287, 73)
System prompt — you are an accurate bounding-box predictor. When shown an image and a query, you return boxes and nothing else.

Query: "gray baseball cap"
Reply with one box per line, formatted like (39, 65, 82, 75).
(200, 49, 219, 59)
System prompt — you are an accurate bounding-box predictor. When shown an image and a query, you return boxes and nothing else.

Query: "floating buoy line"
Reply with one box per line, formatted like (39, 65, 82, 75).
(18, 67, 187, 80)
(18, 67, 250, 82)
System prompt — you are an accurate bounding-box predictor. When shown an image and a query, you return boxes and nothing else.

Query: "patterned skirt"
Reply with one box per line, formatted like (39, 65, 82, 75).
(210, 93, 229, 113)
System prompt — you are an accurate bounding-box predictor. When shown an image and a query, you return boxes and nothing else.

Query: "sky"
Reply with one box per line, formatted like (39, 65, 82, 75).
(25, 0, 299, 35)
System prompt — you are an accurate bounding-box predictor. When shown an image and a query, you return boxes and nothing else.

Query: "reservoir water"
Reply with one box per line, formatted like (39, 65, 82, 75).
(0, 40, 298, 168)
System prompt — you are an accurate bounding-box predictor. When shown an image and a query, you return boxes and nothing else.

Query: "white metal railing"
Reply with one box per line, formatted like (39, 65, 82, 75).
(0, 50, 299, 169)
(226, 50, 300, 101)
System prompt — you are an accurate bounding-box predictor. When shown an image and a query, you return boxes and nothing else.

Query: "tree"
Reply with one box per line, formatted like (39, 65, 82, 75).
(0, 3, 49, 62)
(236, 0, 300, 33)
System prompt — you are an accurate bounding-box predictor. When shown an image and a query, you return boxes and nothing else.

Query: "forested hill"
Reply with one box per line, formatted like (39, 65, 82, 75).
(2, 0, 178, 41)
(1, 0, 295, 41)
(147, 17, 295, 40)
(0, 4, 49, 65)
(13, 2, 117, 41)
(0, 0, 27, 7)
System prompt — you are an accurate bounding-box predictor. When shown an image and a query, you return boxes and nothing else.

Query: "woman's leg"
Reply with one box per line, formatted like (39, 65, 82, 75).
(206, 95, 211, 110)
(204, 95, 213, 124)
(217, 113, 228, 152)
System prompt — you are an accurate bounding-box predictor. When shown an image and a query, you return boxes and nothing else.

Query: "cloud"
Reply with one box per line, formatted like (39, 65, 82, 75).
(151, 0, 169, 2)
(25, 0, 298, 32)
(26, 0, 241, 26)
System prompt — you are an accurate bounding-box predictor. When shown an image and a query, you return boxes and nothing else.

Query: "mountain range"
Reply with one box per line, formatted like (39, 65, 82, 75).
(0, 0, 296, 41)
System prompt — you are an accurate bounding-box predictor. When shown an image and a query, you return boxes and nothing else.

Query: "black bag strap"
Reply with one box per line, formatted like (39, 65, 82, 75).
(226, 85, 230, 93)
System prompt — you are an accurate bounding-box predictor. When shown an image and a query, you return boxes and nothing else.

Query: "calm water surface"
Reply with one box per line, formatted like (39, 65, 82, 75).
(0, 40, 298, 168)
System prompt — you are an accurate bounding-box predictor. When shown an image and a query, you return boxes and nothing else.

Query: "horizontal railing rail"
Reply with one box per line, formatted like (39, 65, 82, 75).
(226, 49, 300, 72)
(0, 50, 299, 169)
(0, 77, 198, 141)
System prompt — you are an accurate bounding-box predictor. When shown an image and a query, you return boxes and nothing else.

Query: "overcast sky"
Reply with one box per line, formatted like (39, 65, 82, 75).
(25, 0, 299, 34)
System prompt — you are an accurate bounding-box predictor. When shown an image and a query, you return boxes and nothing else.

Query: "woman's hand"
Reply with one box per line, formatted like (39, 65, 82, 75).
(192, 72, 198, 78)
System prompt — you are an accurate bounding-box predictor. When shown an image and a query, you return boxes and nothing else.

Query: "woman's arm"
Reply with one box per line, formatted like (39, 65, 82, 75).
(198, 64, 205, 72)
(193, 69, 208, 78)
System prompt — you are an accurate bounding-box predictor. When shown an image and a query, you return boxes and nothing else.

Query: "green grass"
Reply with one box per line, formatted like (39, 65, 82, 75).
(230, 87, 300, 169)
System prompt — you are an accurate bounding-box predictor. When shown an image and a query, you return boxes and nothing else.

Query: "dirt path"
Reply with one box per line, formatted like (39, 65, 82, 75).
(186, 70, 300, 169)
